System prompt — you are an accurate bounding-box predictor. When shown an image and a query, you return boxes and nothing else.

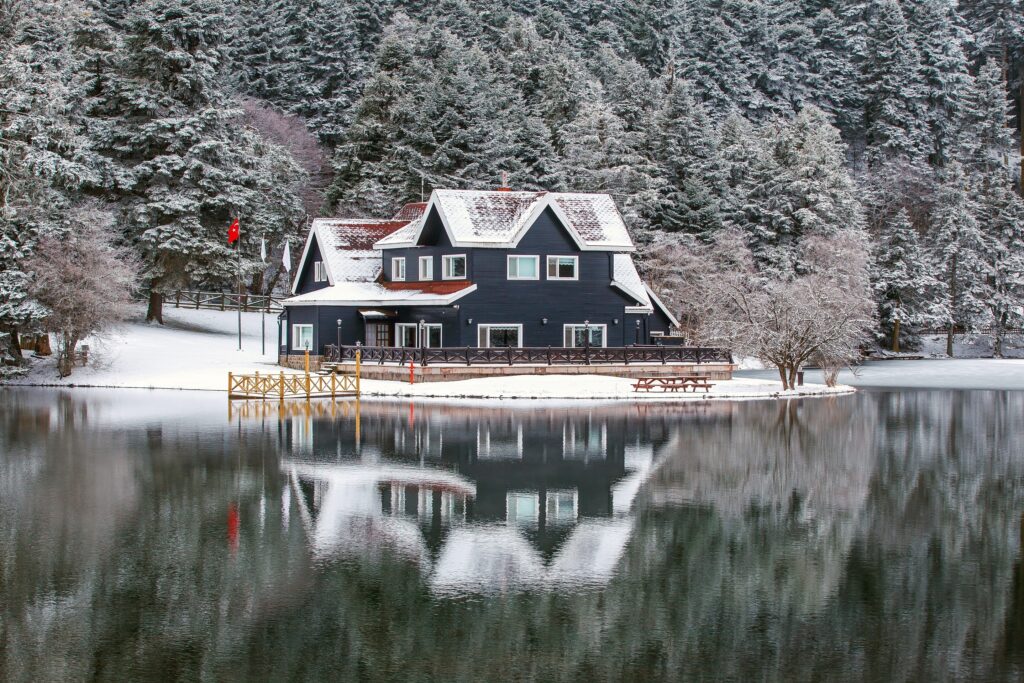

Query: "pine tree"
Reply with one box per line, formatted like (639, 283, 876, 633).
(645, 79, 723, 238)
(930, 163, 990, 355)
(79, 0, 305, 322)
(978, 182, 1024, 356)
(910, 0, 973, 167)
(862, 0, 929, 166)
(871, 208, 943, 349)
(0, 0, 95, 371)
(962, 59, 1015, 176)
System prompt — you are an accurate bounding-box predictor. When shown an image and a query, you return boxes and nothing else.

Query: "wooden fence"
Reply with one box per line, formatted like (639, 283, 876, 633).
(228, 368, 359, 400)
(174, 289, 284, 313)
(326, 344, 733, 366)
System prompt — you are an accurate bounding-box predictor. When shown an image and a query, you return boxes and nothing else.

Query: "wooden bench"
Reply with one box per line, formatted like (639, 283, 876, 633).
(632, 376, 714, 393)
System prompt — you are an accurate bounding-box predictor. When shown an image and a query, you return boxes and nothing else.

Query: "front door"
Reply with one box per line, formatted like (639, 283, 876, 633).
(365, 322, 391, 347)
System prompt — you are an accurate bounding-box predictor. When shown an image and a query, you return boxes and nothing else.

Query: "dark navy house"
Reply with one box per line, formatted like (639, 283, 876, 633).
(280, 189, 678, 363)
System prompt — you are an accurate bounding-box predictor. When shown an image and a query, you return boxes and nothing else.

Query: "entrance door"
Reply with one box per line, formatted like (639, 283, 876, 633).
(365, 322, 391, 346)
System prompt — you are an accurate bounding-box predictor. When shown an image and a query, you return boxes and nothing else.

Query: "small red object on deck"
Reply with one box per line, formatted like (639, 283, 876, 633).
(409, 359, 415, 384)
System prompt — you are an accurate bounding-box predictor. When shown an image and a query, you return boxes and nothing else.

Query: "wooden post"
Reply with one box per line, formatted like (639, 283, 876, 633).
(175, 290, 180, 308)
(194, 292, 200, 310)
(465, 346, 471, 366)
(355, 349, 361, 396)
(547, 346, 551, 365)
(228, 371, 233, 397)
(305, 372, 311, 399)
(304, 348, 310, 375)
(892, 319, 901, 353)
(279, 371, 285, 401)
(220, 293, 225, 311)
(255, 370, 260, 398)
(331, 372, 336, 398)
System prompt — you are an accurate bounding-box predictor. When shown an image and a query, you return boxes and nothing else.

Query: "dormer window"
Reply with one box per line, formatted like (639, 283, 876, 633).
(547, 256, 578, 280)
(443, 254, 467, 280)
(313, 261, 327, 283)
(392, 257, 406, 281)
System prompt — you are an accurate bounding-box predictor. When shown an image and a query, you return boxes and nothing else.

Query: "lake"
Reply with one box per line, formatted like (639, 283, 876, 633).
(2, 383, 1023, 681)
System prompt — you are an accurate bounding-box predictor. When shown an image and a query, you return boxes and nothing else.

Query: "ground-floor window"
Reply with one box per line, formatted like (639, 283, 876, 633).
(563, 324, 606, 348)
(396, 323, 442, 348)
(291, 324, 313, 351)
(477, 324, 522, 348)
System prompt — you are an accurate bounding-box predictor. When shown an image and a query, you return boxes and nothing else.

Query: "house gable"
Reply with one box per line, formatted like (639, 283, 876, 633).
(294, 234, 329, 295)
(416, 206, 453, 248)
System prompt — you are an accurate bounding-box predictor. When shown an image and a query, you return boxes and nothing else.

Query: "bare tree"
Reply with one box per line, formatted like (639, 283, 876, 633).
(648, 229, 875, 390)
(24, 206, 139, 377)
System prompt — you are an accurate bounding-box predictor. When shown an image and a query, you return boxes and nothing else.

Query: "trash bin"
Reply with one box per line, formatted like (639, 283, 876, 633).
(797, 371, 804, 386)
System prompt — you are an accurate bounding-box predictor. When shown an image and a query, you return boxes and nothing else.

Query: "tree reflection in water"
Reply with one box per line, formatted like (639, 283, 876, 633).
(1, 389, 1023, 681)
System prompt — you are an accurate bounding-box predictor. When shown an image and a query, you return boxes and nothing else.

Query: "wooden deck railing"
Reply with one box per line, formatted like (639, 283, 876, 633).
(174, 289, 284, 313)
(228, 369, 359, 399)
(325, 344, 733, 366)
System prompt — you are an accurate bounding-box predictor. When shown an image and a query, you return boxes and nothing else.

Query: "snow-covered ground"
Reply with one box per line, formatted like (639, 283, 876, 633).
(7, 307, 851, 400)
(737, 358, 1024, 391)
(11, 304, 287, 391)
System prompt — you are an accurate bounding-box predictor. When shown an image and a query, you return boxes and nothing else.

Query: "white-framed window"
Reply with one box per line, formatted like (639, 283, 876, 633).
(547, 255, 578, 280)
(313, 261, 327, 283)
(442, 254, 467, 279)
(563, 323, 607, 348)
(477, 324, 522, 348)
(291, 324, 313, 351)
(396, 323, 417, 348)
(392, 257, 406, 281)
(418, 255, 433, 280)
(507, 254, 539, 280)
(396, 323, 442, 348)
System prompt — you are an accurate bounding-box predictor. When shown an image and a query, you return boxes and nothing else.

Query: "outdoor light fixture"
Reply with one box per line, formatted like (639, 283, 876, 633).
(613, 318, 619, 325)
(542, 317, 548, 325)
(467, 318, 473, 325)
(452, 304, 460, 310)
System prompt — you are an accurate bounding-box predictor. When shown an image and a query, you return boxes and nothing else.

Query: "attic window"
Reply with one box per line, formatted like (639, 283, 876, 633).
(392, 257, 406, 281)
(314, 261, 327, 283)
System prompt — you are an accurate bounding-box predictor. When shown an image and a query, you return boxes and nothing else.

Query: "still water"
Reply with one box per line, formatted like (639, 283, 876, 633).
(1, 387, 1023, 681)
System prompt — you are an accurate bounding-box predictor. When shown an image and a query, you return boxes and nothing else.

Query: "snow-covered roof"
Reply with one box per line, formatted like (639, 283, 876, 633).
(291, 218, 413, 294)
(375, 189, 636, 251)
(284, 281, 477, 307)
(611, 254, 652, 307)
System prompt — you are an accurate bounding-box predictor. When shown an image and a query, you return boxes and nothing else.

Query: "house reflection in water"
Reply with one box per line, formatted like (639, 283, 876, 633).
(282, 402, 715, 594)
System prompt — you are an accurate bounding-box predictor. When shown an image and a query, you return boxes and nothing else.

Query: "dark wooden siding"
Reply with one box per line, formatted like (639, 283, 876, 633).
(294, 237, 329, 295)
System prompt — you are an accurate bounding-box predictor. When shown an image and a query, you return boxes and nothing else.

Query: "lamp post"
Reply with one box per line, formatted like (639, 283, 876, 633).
(336, 318, 342, 361)
(635, 319, 641, 345)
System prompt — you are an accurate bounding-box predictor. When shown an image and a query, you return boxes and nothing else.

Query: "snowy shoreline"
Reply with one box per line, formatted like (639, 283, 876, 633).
(4, 306, 858, 402)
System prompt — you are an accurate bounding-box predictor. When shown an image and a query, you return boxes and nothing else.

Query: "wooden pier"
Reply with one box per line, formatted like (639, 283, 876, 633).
(229, 353, 360, 400)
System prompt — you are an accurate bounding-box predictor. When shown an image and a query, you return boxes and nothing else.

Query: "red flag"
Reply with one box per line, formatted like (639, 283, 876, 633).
(227, 218, 240, 244)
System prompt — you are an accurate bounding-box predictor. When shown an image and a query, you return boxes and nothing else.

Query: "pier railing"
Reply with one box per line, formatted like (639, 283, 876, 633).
(228, 369, 359, 399)
(325, 344, 732, 366)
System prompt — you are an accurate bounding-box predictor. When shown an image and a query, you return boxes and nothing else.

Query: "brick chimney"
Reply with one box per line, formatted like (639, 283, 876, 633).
(497, 170, 510, 191)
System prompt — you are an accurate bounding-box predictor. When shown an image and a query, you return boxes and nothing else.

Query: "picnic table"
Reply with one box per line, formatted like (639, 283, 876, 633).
(632, 375, 715, 393)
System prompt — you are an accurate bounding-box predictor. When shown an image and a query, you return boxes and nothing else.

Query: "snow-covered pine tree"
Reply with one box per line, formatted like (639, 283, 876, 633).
(558, 96, 660, 231)
(674, 0, 754, 116)
(728, 107, 864, 275)
(910, 0, 973, 167)
(978, 182, 1024, 356)
(861, 0, 929, 167)
(0, 0, 96, 372)
(326, 14, 435, 216)
(645, 79, 723, 238)
(929, 162, 991, 355)
(871, 208, 944, 349)
(78, 0, 306, 323)
(296, 0, 363, 146)
(962, 59, 1016, 176)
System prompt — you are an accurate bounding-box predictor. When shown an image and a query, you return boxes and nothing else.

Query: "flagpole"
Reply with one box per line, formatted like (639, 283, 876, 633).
(236, 229, 242, 352)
